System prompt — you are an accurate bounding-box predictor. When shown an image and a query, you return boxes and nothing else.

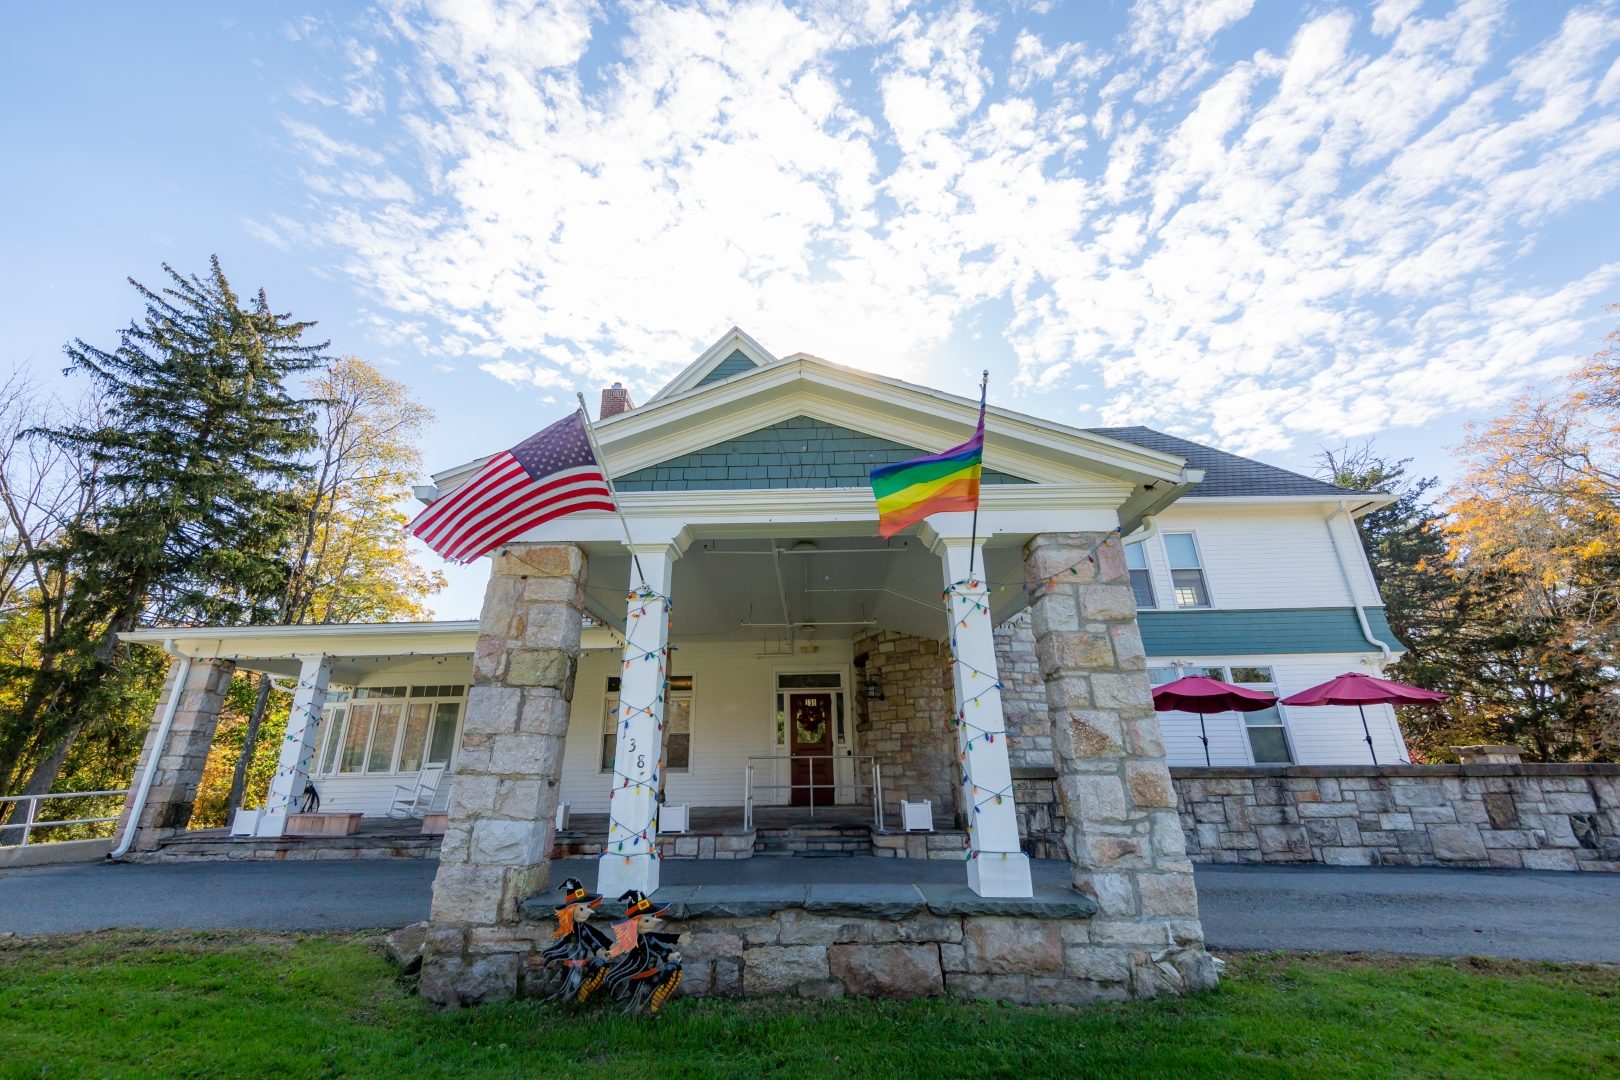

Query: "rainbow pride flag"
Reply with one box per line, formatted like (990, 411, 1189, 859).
(870, 404, 985, 538)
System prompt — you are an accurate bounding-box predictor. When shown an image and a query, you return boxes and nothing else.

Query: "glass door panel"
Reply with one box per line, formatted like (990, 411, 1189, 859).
(427, 702, 461, 765)
(319, 707, 347, 774)
(339, 703, 375, 773)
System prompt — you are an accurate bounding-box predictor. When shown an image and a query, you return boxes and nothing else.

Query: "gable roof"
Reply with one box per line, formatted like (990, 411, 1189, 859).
(646, 327, 777, 403)
(1086, 426, 1367, 499)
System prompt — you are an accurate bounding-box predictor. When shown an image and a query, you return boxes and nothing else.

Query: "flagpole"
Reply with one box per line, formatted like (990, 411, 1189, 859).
(967, 370, 988, 580)
(576, 394, 647, 591)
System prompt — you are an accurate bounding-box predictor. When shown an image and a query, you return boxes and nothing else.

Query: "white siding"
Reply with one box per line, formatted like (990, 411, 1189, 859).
(559, 639, 856, 813)
(1138, 503, 1379, 613)
(1156, 653, 1411, 767)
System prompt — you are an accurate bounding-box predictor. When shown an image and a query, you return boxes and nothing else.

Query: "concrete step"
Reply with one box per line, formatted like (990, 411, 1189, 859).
(753, 822, 874, 857)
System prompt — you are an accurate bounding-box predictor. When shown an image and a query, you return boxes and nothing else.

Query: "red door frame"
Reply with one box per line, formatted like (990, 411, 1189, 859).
(789, 692, 834, 806)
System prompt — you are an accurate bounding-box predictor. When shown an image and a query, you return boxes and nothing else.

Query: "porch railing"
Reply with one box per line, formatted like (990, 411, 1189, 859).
(0, 789, 129, 847)
(743, 755, 884, 832)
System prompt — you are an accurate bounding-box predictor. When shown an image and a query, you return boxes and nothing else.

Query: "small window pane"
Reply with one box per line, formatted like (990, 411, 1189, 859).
(367, 703, 403, 772)
(1181, 666, 1222, 680)
(398, 703, 432, 772)
(669, 675, 693, 691)
(1247, 726, 1291, 763)
(427, 702, 460, 765)
(1244, 705, 1282, 726)
(664, 696, 691, 770)
(1164, 534, 1201, 569)
(1148, 668, 1179, 686)
(1129, 569, 1156, 609)
(340, 704, 375, 772)
(319, 708, 347, 774)
(1230, 667, 1274, 685)
(778, 673, 841, 689)
(1124, 542, 1148, 570)
(601, 694, 620, 770)
(1172, 568, 1210, 607)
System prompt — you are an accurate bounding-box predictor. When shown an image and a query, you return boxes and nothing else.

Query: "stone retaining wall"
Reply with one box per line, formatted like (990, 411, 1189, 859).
(416, 887, 1218, 1005)
(1173, 764, 1620, 871)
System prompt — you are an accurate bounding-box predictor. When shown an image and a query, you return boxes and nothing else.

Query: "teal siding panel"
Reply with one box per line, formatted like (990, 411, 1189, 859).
(693, 350, 759, 388)
(1138, 607, 1406, 656)
(615, 415, 1034, 490)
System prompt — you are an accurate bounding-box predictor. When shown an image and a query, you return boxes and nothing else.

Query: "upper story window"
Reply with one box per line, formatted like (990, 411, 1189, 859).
(1124, 542, 1156, 609)
(1163, 533, 1211, 608)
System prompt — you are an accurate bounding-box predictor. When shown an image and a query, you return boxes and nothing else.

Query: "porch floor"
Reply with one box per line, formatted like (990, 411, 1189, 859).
(553, 854, 1073, 887)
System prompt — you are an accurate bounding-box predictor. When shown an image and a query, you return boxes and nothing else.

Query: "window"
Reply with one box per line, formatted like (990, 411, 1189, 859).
(1229, 666, 1291, 764)
(1124, 542, 1156, 609)
(600, 676, 622, 772)
(318, 706, 347, 774)
(1163, 533, 1210, 608)
(664, 675, 693, 771)
(399, 703, 433, 773)
(1148, 668, 1179, 686)
(426, 702, 460, 766)
(366, 703, 404, 772)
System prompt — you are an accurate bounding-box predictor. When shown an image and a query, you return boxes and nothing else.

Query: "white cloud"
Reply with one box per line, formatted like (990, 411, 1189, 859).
(288, 0, 1620, 452)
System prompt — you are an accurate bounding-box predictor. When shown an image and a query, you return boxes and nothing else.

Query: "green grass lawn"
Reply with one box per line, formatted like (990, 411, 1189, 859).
(0, 931, 1615, 1079)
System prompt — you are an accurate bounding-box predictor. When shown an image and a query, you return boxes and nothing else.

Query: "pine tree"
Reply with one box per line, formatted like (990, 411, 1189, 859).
(0, 258, 324, 832)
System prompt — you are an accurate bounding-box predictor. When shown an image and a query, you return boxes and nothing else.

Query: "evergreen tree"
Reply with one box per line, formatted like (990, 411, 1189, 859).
(0, 258, 323, 830)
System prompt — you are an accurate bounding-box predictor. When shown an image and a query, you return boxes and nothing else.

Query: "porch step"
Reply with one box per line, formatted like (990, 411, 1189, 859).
(753, 823, 872, 858)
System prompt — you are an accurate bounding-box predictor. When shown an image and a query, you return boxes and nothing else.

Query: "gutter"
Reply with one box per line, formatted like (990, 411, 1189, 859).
(1122, 513, 1160, 546)
(110, 639, 191, 859)
(1325, 501, 1393, 664)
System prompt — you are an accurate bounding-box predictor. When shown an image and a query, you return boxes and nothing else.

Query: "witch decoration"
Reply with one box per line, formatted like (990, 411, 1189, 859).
(533, 877, 614, 1004)
(602, 889, 683, 1013)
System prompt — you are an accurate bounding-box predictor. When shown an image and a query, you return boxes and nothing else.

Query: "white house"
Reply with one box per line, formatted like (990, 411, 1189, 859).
(116, 326, 1405, 867)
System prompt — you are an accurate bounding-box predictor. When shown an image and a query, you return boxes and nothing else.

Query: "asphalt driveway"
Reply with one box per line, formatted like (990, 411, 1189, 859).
(3, 857, 1617, 963)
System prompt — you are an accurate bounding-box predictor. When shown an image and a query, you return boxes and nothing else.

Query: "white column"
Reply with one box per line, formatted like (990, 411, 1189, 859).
(596, 544, 677, 898)
(938, 536, 1033, 897)
(257, 655, 330, 837)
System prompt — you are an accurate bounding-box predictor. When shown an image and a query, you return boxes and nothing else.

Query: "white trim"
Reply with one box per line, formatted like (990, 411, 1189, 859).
(646, 326, 778, 404)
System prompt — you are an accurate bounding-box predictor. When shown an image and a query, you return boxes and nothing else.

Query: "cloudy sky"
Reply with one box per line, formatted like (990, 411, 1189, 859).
(5, 0, 1620, 614)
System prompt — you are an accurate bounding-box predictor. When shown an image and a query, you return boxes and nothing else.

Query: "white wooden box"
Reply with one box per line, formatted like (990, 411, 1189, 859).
(659, 804, 689, 834)
(230, 809, 263, 837)
(900, 800, 934, 832)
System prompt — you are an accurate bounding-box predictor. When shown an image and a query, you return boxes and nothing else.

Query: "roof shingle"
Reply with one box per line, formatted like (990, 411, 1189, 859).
(1086, 426, 1363, 498)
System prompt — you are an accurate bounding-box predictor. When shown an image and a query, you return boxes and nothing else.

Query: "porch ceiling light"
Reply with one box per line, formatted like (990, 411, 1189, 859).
(791, 540, 818, 551)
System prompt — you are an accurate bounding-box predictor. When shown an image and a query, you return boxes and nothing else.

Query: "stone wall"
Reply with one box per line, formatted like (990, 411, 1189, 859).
(994, 610, 1070, 859)
(506, 890, 1218, 1003)
(1173, 764, 1620, 871)
(853, 630, 958, 825)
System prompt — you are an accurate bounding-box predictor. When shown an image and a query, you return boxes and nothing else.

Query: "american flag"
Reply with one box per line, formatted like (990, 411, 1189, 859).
(410, 410, 616, 563)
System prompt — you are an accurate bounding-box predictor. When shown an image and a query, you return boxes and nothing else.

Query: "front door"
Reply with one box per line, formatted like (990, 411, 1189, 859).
(789, 693, 833, 806)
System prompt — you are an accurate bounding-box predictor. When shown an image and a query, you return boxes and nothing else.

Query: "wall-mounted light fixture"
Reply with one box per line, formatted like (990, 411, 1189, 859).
(865, 680, 884, 701)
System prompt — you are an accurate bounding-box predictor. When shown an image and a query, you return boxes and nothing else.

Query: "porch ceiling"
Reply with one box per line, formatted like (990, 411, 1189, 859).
(118, 623, 477, 686)
(581, 534, 1027, 644)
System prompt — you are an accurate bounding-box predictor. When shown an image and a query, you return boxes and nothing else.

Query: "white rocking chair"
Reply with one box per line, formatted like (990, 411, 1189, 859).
(390, 765, 445, 819)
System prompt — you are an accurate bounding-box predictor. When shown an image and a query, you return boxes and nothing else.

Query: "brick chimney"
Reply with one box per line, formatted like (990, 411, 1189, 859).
(600, 382, 634, 419)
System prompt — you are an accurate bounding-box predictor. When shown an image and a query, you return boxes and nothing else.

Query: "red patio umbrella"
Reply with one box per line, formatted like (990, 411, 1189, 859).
(1151, 676, 1279, 767)
(1280, 672, 1449, 766)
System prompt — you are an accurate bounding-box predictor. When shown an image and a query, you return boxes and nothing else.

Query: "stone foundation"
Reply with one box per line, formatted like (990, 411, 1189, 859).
(444, 884, 1218, 1005)
(1174, 764, 1620, 870)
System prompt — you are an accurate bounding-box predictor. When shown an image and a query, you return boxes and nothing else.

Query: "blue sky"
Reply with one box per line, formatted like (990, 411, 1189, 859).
(4, 1, 1619, 618)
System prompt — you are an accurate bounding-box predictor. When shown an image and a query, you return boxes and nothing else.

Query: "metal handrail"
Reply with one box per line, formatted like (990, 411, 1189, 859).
(744, 755, 885, 832)
(0, 789, 129, 847)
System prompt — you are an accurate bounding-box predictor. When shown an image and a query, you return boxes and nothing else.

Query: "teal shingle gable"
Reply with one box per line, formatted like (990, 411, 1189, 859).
(693, 349, 760, 389)
(614, 415, 1034, 490)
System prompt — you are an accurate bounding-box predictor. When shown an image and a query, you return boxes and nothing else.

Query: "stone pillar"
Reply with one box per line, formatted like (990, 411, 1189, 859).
(597, 543, 678, 899)
(1025, 532, 1217, 993)
(937, 536, 1032, 898)
(257, 655, 330, 838)
(114, 656, 235, 852)
(422, 542, 587, 1005)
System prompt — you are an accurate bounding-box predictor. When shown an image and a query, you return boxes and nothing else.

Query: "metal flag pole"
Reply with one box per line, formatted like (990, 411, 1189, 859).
(967, 370, 988, 580)
(576, 394, 647, 591)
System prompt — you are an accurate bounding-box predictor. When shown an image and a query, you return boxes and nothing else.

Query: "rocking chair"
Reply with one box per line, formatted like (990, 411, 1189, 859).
(389, 765, 445, 819)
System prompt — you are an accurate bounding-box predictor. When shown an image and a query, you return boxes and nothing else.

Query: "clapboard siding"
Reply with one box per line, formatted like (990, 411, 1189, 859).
(1137, 504, 1379, 612)
(558, 640, 856, 814)
(1152, 653, 1409, 767)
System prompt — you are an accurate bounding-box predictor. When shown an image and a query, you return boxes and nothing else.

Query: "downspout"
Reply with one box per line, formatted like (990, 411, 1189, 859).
(110, 639, 191, 859)
(1121, 513, 1160, 546)
(1326, 502, 1393, 665)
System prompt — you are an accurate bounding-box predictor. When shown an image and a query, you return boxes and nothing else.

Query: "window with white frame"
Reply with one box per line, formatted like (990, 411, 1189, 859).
(316, 685, 464, 777)
(1163, 533, 1211, 608)
(1124, 542, 1156, 609)
(602, 675, 693, 772)
(1228, 666, 1291, 763)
